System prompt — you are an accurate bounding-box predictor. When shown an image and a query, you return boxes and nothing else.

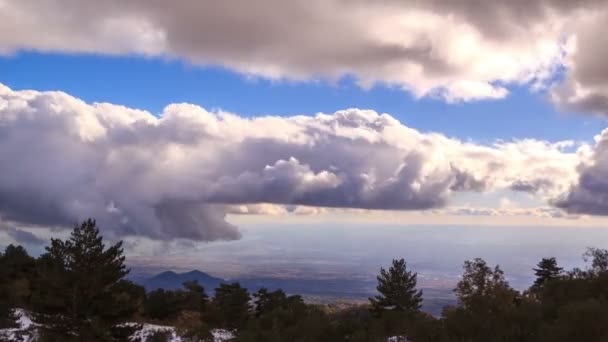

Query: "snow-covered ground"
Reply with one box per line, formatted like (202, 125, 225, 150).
(129, 322, 234, 342)
(0, 310, 234, 342)
(0, 309, 38, 342)
(2, 309, 402, 341)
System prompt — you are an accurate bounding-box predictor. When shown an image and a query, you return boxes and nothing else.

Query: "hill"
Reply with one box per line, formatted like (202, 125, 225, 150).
(140, 270, 225, 292)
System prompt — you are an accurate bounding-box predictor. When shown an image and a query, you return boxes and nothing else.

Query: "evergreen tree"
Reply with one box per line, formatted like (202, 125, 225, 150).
(0, 244, 36, 328)
(533, 257, 563, 290)
(0, 248, 13, 329)
(212, 282, 251, 330)
(240, 289, 329, 342)
(369, 258, 423, 315)
(253, 288, 290, 318)
(182, 280, 209, 312)
(32, 219, 137, 341)
(144, 288, 181, 320)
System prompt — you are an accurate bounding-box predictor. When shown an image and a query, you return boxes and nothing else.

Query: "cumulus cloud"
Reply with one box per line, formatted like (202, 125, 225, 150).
(3, 0, 600, 102)
(549, 7, 608, 115)
(556, 128, 608, 214)
(0, 84, 584, 241)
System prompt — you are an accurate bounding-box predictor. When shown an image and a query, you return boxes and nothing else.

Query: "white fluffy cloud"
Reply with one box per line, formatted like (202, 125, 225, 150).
(3, 0, 602, 102)
(0, 84, 584, 240)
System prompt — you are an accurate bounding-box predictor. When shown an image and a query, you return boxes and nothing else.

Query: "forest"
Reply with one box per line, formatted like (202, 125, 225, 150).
(2, 219, 608, 341)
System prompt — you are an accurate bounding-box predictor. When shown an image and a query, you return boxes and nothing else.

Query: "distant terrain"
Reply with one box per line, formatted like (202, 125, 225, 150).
(137, 270, 225, 292)
(132, 269, 456, 316)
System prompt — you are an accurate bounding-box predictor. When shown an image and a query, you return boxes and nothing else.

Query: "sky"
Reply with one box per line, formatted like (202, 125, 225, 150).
(4, 1, 608, 281)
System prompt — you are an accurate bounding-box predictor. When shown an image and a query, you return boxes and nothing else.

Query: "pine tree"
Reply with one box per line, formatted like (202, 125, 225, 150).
(0, 248, 13, 329)
(0, 244, 36, 328)
(212, 282, 251, 330)
(533, 257, 563, 289)
(369, 258, 423, 314)
(32, 219, 139, 341)
(182, 280, 209, 312)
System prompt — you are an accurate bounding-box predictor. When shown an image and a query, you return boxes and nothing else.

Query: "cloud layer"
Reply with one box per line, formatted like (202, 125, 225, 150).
(0, 84, 585, 240)
(3, 0, 608, 105)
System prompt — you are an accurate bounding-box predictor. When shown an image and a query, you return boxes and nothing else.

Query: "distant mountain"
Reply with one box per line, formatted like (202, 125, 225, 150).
(139, 270, 225, 292)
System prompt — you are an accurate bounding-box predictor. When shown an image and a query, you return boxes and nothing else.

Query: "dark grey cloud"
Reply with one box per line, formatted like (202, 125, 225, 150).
(0, 85, 579, 240)
(555, 129, 608, 213)
(5, 227, 45, 245)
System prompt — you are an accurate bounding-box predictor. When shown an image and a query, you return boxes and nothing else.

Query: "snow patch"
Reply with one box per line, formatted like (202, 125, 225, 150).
(129, 323, 234, 342)
(387, 336, 410, 342)
(0, 310, 234, 342)
(0, 309, 38, 342)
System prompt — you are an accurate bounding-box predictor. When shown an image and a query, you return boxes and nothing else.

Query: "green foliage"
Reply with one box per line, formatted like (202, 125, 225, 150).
(454, 258, 517, 311)
(144, 280, 209, 322)
(145, 289, 185, 320)
(538, 298, 608, 342)
(369, 258, 423, 315)
(235, 288, 331, 341)
(532, 257, 563, 290)
(583, 247, 608, 275)
(31, 219, 140, 341)
(6, 219, 608, 342)
(0, 244, 36, 328)
(443, 259, 528, 342)
(2, 245, 36, 304)
(211, 282, 251, 330)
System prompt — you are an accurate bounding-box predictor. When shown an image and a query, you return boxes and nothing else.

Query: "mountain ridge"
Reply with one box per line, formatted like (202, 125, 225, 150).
(139, 270, 226, 292)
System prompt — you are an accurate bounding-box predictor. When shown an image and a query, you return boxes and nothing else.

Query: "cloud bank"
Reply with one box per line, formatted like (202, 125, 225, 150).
(2, 0, 608, 107)
(0, 84, 585, 241)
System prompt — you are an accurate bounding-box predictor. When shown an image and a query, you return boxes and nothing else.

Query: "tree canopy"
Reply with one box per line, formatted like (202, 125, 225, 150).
(3, 220, 608, 342)
(369, 258, 423, 315)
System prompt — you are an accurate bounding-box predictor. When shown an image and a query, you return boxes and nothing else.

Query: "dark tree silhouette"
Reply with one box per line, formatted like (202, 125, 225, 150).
(32, 219, 140, 341)
(533, 257, 563, 290)
(212, 282, 251, 330)
(584, 247, 608, 275)
(454, 258, 517, 311)
(369, 258, 422, 315)
(0, 245, 36, 328)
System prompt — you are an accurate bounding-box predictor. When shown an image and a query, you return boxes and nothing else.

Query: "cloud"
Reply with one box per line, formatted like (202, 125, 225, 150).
(227, 204, 289, 216)
(555, 128, 608, 214)
(5, 227, 45, 245)
(548, 7, 608, 116)
(2, 0, 595, 102)
(0, 218, 45, 245)
(440, 205, 576, 219)
(0, 84, 585, 241)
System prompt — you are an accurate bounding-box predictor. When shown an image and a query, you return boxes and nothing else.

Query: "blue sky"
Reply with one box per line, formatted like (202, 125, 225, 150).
(5, 0, 608, 252)
(2, 52, 605, 143)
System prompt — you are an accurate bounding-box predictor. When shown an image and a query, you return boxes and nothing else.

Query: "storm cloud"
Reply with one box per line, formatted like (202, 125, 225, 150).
(556, 129, 608, 214)
(0, 84, 583, 241)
